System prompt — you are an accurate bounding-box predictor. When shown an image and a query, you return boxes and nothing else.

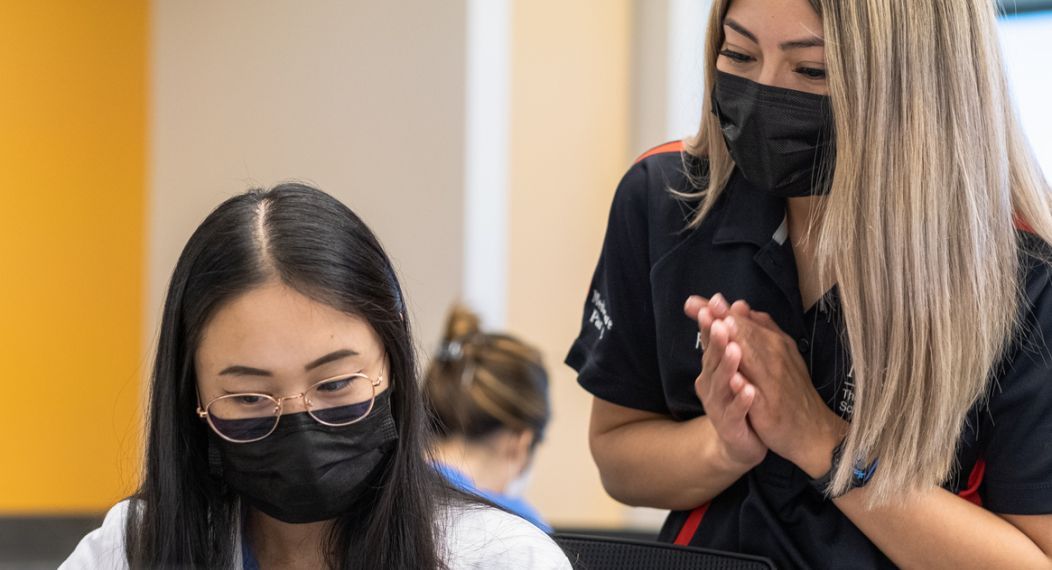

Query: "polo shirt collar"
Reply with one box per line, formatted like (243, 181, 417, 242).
(712, 170, 788, 248)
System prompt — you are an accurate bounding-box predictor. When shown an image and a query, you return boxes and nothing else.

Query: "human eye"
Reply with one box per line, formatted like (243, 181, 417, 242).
(231, 394, 267, 406)
(719, 48, 756, 64)
(316, 376, 353, 393)
(795, 65, 827, 80)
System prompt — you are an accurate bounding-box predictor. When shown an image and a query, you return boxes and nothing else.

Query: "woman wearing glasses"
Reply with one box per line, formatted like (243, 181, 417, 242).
(61, 184, 570, 569)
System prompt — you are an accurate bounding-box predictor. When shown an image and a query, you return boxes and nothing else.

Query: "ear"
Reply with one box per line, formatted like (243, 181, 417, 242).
(508, 430, 535, 466)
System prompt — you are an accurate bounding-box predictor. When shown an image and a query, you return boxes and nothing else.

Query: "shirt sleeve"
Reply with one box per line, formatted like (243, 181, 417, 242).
(565, 160, 668, 414)
(981, 255, 1052, 514)
(59, 500, 130, 570)
(443, 505, 572, 569)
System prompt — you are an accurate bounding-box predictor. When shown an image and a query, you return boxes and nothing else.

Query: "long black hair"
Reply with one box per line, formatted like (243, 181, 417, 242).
(126, 183, 451, 569)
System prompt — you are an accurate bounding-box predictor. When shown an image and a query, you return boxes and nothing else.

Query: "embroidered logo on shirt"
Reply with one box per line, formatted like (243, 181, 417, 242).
(589, 290, 614, 340)
(838, 366, 855, 419)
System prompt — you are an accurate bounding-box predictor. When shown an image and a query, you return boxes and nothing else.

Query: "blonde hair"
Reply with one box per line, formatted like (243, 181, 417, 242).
(682, 0, 1052, 503)
(423, 305, 550, 442)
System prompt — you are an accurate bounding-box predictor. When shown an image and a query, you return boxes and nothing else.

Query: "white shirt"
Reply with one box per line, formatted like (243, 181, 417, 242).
(60, 500, 572, 569)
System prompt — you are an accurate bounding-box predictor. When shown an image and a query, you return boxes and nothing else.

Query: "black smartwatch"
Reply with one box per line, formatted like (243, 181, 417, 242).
(810, 438, 879, 498)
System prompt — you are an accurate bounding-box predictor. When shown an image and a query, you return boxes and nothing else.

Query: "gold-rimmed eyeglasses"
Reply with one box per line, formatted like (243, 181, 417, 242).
(196, 371, 384, 443)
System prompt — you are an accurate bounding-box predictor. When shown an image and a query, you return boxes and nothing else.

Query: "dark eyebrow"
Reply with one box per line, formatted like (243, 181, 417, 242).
(217, 349, 359, 377)
(725, 19, 758, 44)
(304, 349, 359, 372)
(724, 18, 825, 51)
(780, 37, 824, 50)
(218, 365, 273, 377)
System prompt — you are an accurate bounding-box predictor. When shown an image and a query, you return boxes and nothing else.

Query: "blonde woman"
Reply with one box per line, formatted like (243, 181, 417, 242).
(566, 0, 1052, 567)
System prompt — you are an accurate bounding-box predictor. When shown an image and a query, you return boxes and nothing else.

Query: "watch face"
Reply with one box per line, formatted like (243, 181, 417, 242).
(851, 458, 879, 487)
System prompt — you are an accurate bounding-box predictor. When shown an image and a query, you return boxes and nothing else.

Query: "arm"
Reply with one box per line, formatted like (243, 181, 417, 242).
(708, 298, 1052, 569)
(834, 484, 1052, 569)
(589, 398, 753, 510)
(794, 429, 1052, 569)
(589, 298, 767, 510)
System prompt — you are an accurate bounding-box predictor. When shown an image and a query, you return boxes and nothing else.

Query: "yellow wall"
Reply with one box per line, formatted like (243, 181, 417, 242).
(508, 0, 635, 527)
(0, 1, 147, 514)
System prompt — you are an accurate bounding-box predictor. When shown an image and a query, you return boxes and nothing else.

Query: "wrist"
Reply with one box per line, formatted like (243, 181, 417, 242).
(795, 416, 848, 479)
(713, 435, 764, 475)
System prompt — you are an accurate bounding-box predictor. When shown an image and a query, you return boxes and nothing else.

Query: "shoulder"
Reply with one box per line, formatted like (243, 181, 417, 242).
(439, 502, 571, 569)
(985, 230, 1052, 401)
(620, 140, 707, 201)
(1009, 231, 1052, 366)
(972, 231, 1052, 513)
(611, 140, 707, 228)
(479, 492, 552, 533)
(1018, 231, 1052, 300)
(59, 500, 132, 570)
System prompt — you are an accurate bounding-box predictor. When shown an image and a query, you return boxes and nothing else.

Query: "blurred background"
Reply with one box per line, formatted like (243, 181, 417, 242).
(1, 0, 1050, 566)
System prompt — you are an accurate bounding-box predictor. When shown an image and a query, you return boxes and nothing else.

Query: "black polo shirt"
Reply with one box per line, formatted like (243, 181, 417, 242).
(566, 142, 1052, 569)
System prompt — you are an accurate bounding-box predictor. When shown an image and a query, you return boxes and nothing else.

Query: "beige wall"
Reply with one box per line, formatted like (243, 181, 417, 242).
(506, 0, 635, 528)
(148, 0, 659, 530)
(148, 0, 467, 353)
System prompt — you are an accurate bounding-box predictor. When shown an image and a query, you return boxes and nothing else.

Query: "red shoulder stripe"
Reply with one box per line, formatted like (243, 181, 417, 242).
(673, 502, 709, 546)
(1013, 215, 1035, 234)
(957, 458, 985, 507)
(634, 140, 686, 164)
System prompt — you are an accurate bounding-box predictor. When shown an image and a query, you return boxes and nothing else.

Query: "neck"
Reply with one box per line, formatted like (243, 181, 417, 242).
(785, 195, 823, 244)
(786, 195, 834, 311)
(433, 437, 510, 494)
(245, 508, 333, 569)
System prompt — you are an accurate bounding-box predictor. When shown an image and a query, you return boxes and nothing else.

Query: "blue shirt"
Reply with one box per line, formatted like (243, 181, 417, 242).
(434, 462, 553, 533)
(241, 533, 260, 570)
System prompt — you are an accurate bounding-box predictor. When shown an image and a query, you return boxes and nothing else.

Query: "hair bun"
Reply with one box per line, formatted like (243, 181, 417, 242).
(443, 304, 481, 342)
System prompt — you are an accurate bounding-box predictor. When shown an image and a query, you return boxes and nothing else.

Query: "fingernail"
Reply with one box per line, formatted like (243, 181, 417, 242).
(711, 294, 726, 310)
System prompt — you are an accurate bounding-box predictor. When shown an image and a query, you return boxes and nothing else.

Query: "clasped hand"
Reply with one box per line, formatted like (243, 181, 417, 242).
(684, 294, 847, 478)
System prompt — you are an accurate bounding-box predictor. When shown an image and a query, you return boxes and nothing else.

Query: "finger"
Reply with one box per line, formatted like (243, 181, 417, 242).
(710, 338, 741, 403)
(725, 376, 756, 424)
(698, 307, 714, 349)
(684, 295, 710, 321)
(727, 324, 761, 382)
(698, 319, 728, 395)
(709, 319, 729, 351)
(728, 368, 746, 395)
(729, 300, 752, 319)
(709, 293, 730, 319)
(723, 315, 739, 340)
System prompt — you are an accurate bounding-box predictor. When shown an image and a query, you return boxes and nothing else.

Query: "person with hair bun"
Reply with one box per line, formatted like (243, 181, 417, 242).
(424, 305, 553, 533)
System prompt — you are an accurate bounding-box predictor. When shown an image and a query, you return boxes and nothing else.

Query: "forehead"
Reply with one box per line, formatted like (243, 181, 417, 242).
(195, 280, 378, 375)
(724, 0, 823, 42)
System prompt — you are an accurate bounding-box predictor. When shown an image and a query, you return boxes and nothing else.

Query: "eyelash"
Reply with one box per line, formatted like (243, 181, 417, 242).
(796, 66, 826, 80)
(719, 49, 754, 63)
(719, 48, 827, 80)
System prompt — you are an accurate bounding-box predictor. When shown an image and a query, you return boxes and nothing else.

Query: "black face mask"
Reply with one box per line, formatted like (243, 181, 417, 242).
(209, 389, 399, 524)
(711, 70, 835, 197)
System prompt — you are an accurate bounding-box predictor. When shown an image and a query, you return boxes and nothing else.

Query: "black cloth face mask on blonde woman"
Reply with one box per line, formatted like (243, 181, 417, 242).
(711, 70, 835, 197)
